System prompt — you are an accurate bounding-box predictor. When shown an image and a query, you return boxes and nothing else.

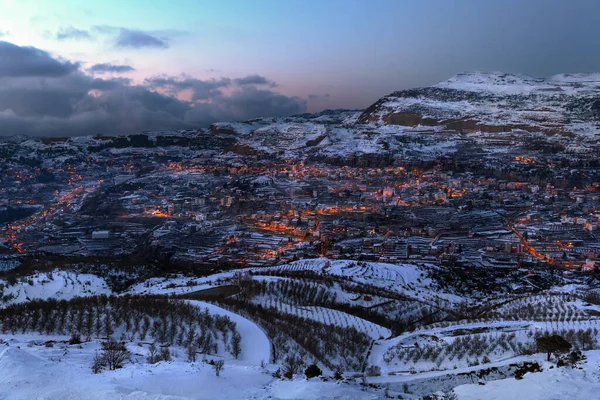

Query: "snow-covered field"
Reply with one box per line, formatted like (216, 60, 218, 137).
(253, 299, 391, 340)
(2, 259, 600, 399)
(0, 301, 376, 400)
(0, 270, 111, 305)
(187, 300, 271, 365)
(262, 258, 427, 288)
(455, 350, 600, 400)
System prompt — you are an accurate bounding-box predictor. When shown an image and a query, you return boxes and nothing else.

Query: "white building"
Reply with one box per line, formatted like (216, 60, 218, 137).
(91, 230, 110, 240)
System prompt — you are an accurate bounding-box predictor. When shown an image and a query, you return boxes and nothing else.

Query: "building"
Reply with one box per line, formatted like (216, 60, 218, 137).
(91, 230, 110, 240)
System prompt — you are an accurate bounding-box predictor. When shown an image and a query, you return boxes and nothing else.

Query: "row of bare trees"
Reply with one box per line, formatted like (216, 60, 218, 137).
(221, 298, 370, 371)
(0, 295, 241, 359)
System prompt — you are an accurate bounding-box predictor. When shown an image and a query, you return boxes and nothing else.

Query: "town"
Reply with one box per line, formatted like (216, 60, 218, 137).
(2, 119, 600, 285)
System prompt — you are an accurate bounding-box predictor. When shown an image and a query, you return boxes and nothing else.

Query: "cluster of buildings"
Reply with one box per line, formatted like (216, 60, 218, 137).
(2, 131, 600, 280)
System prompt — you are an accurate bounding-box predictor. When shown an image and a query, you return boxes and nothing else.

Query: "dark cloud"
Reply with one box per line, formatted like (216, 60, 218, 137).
(0, 74, 194, 136)
(185, 86, 306, 124)
(56, 27, 92, 41)
(145, 75, 231, 100)
(0, 41, 79, 77)
(89, 63, 135, 74)
(89, 77, 132, 90)
(114, 29, 169, 49)
(0, 41, 305, 136)
(234, 74, 277, 87)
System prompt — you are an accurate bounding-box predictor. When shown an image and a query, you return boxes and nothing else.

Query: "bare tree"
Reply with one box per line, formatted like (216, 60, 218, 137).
(231, 331, 242, 359)
(536, 335, 571, 361)
(187, 345, 197, 362)
(99, 338, 130, 370)
(234, 272, 254, 303)
(213, 359, 225, 376)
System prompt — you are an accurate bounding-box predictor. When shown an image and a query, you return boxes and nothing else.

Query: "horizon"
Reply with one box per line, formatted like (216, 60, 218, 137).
(2, 0, 600, 136)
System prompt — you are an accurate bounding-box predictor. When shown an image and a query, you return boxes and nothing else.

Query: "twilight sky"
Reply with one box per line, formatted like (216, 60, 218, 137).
(1, 0, 600, 136)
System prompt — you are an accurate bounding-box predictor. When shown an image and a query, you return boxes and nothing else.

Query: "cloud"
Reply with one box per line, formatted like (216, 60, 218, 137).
(114, 28, 169, 49)
(89, 63, 135, 74)
(91, 26, 185, 50)
(0, 73, 194, 135)
(0, 31, 9, 37)
(89, 77, 132, 90)
(145, 75, 231, 100)
(0, 41, 306, 136)
(55, 26, 92, 41)
(234, 74, 277, 87)
(0, 41, 79, 77)
(308, 93, 331, 101)
(185, 86, 306, 124)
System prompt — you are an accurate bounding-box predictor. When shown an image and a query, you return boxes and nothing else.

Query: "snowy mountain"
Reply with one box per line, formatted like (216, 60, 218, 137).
(3, 70, 600, 171)
(358, 71, 600, 140)
(8, 71, 600, 170)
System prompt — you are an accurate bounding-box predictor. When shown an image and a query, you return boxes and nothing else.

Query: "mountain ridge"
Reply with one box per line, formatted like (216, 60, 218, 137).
(357, 71, 600, 140)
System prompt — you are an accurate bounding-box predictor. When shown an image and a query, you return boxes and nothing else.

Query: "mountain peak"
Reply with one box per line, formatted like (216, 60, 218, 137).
(435, 71, 544, 94)
(435, 70, 600, 95)
(357, 71, 600, 139)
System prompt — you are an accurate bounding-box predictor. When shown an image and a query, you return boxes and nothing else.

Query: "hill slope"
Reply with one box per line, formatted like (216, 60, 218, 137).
(357, 71, 600, 140)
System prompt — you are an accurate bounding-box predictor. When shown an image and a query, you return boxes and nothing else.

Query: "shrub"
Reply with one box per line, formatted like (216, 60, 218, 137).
(69, 331, 82, 345)
(92, 351, 104, 374)
(147, 343, 161, 364)
(304, 363, 322, 379)
(160, 346, 171, 362)
(514, 362, 542, 380)
(96, 338, 131, 371)
(282, 354, 303, 379)
(366, 364, 381, 377)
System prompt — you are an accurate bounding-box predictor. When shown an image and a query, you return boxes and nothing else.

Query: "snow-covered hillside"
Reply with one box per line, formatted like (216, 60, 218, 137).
(358, 71, 600, 140)
(2, 259, 599, 398)
(0, 332, 375, 400)
(0, 270, 110, 305)
(455, 350, 600, 400)
(186, 300, 271, 365)
(7, 70, 599, 167)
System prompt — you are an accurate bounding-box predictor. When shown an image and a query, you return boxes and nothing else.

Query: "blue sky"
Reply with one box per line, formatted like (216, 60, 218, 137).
(0, 0, 600, 135)
(4, 0, 600, 109)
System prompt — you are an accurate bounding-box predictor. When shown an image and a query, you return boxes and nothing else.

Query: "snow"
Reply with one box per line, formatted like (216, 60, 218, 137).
(268, 380, 379, 399)
(6, 260, 599, 397)
(252, 293, 391, 340)
(369, 319, 536, 375)
(0, 333, 373, 400)
(264, 258, 429, 289)
(436, 71, 600, 96)
(211, 122, 258, 136)
(455, 350, 600, 400)
(0, 270, 111, 305)
(186, 300, 271, 365)
(359, 70, 600, 141)
(0, 337, 273, 400)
